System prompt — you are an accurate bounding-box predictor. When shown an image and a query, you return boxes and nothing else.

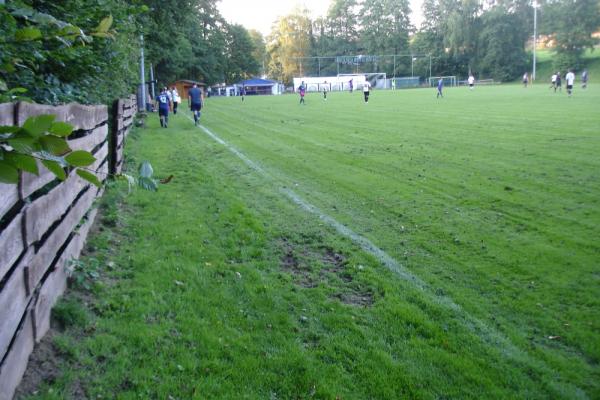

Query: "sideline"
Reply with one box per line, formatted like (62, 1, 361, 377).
(183, 112, 587, 399)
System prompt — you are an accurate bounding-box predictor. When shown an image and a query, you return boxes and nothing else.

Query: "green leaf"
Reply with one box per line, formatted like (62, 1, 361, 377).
(36, 150, 67, 166)
(8, 87, 28, 94)
(0, 79, 7, 92)
(0, 161, 19, 183)
(15, 27, 42, 41)
(4, 153, 38, 175)
(65, 150, 95, 167)
(39, 135, 71, 155)
(0, 126, 19, 134)
(7, 135, 38, 153)
(95, 15, 113, 33)
(76, 169, 101, 188)
(90, 32, 114, 39)
(138, 176, 158, 192)
(42, 159, 66, 180)
(49, 121, 73, 137)
(23, 114, 56, 137)
(58, 25, 83, 37)
(139, 161, 153, 178)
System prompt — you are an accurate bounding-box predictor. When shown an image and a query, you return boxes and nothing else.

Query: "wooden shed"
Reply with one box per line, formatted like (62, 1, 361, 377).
(169, 80, 206, 100)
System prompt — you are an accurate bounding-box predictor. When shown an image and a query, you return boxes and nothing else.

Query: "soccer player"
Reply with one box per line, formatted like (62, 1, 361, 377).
(555, 72, 562, 93)
(436, 78, 443, 98)
(298, 81, 306, 105)
(322, 81, 328, 101)
(522, 72, 528, 87)
(550, 73, 557, 90)
(349, 79, 353, 93)
(468, 74, 475, 90)
(581, 69, 588, 89)
(188, 83, 203, 126)
(565, 69, 575, 96)
(241, 85, 246, 102)
(362, 81, 371, 103)
(171, 86, 181, 115)
(155, 87, 170, 128)
(391, 79, 396, 90)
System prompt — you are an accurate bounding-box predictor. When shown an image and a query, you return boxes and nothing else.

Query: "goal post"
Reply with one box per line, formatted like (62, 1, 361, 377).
(428, 76, 457, 87)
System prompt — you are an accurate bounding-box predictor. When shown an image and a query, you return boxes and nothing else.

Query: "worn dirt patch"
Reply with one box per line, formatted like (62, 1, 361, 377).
(332, 291, 374, 307)
(280, 238, 317, 288)
(13, 330, 62, 398)
(13, 329, 86, 399)
(319, 247, 352, 283)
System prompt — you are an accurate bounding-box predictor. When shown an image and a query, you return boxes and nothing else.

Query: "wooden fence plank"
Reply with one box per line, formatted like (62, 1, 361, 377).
(20, 125, 108, 199)
(34, 207, 98, 342)
(26, 188, 96, 293)
(0, 183, 18, 219)
(0, 250, 32, 361)
(0, 103, 14, 126)
(0, 305, 34, 400)
(16, 102, 108, 130)
(69, 124, 108, 153)
(19, 162, 56, 201)
(24, 134, 108, 246)
(22, 138, 105, 247)
(0, 214, 24, 283)
(24, 175, 86, 247)
(123, 106, 135, 119)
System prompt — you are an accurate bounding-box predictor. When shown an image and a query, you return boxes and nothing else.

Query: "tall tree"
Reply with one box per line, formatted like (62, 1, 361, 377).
(359, 0, 412, 56)
(266, 8, 313, 84)
(544, 0, 600, 70)
(223, 24, 260, 83)
(477, 5, 529, 80)
(248, 30, 267, 77)
(326, 0, 360, 55)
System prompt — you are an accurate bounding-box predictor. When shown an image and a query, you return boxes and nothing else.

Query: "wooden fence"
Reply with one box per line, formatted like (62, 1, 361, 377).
(0, 98, 136, 400)
(111, 94, 137, 174)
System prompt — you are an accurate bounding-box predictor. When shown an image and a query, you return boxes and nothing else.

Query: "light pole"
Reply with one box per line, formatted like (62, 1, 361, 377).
(140, 35, 146, 111)
(533, 1, 538, 81)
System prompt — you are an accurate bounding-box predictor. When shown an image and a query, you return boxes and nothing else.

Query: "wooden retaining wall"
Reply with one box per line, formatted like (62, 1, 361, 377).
(111, 94, 137, 174)
(0, 98, 135, 400)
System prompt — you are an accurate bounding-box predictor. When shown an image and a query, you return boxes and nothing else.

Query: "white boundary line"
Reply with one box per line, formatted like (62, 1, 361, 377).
(184, 113, 587, 398)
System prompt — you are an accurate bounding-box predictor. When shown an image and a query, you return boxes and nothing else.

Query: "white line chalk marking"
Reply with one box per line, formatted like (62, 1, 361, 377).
(185, 113, 587, 398)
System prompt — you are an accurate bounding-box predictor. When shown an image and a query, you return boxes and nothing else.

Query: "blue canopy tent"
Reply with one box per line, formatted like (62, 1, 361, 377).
(235, 78, 282, 95)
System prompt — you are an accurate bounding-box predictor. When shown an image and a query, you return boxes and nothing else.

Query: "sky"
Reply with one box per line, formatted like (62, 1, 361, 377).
(218, 0, 424, 37)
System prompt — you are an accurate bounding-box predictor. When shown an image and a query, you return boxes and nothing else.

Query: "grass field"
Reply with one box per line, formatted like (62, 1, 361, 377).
(22, 83, 600, 399)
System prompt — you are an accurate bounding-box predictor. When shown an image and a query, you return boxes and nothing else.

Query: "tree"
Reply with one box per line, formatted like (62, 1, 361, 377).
(0, 0, 142, 105)
(326, 0, 360, 55)
(248, 30, 267, 77)
(544, 0, 600, 70)
(266, 8, 313, 85)
(359, 0, 412, 56)
(477, 6, 529, 81)
(224, 24, 260, 83)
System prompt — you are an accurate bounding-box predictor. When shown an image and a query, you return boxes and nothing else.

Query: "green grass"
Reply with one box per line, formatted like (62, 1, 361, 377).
(25, 84, 600, 399)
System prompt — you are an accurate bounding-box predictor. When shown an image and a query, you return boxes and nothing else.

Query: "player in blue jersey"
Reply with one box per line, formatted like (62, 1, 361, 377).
(188, 83, 203, 126)
(436, 78, 443, 98)
(155, 87, 170, 128)
(298, 81, 306, 105)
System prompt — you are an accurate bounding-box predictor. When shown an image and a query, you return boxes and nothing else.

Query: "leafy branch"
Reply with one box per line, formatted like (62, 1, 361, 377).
(0, 114, 167, 192)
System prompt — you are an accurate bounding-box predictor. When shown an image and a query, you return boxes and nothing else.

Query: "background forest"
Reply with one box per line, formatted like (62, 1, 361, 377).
(0, 0, 598, 104)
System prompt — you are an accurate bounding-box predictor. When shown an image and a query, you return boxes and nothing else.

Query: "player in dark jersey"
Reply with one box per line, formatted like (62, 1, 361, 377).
(155, 87, 170, 128)
(188, 84, 203, 126)
(298, 82, 306, 105)
(436, 78, 443, 98)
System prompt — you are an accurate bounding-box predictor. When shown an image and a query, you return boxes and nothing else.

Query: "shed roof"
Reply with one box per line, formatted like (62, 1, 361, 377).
(172, 79, 206, 86)
(238, 78, 278, 87)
